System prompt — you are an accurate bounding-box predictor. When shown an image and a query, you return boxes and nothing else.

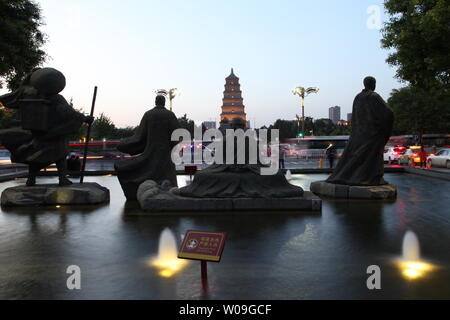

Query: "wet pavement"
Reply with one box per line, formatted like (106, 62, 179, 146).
(0, 173, 449, 299)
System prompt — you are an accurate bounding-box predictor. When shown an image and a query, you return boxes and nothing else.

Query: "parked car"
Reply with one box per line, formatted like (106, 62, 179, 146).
(427, 148, 450, 169)
(384, 146, 406, 164)
(398, 146, 422, 166)
(0, 149, 11, 165)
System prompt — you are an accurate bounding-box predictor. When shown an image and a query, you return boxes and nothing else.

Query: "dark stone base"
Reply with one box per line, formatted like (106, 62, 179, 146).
(1, 183, 110, 207)
(136, 181, 321, 214)
(310, 181, 397, 200)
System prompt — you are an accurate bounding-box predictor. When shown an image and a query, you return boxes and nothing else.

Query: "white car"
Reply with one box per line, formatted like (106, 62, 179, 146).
(384, 147, 403, 164)
(427, 148, 450, 169)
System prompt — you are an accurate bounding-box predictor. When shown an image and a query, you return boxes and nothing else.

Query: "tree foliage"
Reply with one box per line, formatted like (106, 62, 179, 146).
(382, 0, 450, 136)
(388, 86, 450, 135)
(178, 114, 196, 137)
(0, 0, 47, 90)
(382, 0, 450, 89)
(92, 112, 116, 140)
(267, 118, 352, 140)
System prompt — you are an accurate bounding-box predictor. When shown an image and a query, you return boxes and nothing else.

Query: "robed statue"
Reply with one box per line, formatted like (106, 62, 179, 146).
(0, 68, 93, 186)
(115, 95, 180, 200)
(327, 77, 394, 186)
(177, 117, 303, 198)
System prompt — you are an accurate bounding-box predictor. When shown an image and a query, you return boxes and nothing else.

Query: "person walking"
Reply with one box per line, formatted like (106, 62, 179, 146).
(326, 144, 337, 169)
(419, 146, 428, 169)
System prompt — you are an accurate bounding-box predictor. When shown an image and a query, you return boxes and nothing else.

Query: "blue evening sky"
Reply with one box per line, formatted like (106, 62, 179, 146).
(10, 0, 403, 128)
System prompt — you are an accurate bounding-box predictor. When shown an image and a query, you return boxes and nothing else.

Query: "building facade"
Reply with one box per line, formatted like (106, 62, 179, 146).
(329, 106, 341, 124)
(202, 121, 216, 130)
(347, 113, 352, 123)
(220, 68, 247, 125)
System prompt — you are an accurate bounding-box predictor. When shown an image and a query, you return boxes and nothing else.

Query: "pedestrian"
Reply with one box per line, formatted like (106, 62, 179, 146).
(326, 144, 336, 169)
(419, 146, 428, 169)
(279, 147, 286, 170)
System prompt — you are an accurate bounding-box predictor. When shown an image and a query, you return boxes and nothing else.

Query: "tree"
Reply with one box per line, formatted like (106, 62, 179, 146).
(178, 114, 195, 137)
(381, 0, 450, 137)
(382, 0, 450, 89)
(388, 86, 450, 135)
(0, 0, 47, 90)
(92, 112, 116, 139)
(313, 119, 336, 136)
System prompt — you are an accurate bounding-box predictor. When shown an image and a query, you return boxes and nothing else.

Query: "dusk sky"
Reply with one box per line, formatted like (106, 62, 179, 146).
(4, 0, 403, 128)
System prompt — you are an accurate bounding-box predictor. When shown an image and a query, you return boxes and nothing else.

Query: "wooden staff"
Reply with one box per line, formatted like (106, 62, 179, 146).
(80, 86, 98, 184)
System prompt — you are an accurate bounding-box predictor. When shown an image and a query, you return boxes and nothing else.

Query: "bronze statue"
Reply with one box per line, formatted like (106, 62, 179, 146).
(177, 118, 303, 198)
(115, 95, 180, 200)
(0, 68, 93, 186)
(327, 77, 394, 186)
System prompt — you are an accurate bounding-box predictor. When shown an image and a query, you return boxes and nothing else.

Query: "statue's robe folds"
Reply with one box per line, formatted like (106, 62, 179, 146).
(178, 135, 304, 199)
(114, 106, 180, 200)
(0, 94, 85, 168)
(327, 89, 393, 186)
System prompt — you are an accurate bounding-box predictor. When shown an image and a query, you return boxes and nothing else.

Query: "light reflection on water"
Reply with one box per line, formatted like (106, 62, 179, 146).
(0, 173, 449, 299)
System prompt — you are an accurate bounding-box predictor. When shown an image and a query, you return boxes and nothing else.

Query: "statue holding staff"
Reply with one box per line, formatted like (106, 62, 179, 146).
(0, 68, 94, 186)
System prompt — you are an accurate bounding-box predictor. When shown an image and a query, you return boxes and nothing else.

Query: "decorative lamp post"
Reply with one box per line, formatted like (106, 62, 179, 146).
(154, 88, 180, 111)
(292, 86, 319, 138)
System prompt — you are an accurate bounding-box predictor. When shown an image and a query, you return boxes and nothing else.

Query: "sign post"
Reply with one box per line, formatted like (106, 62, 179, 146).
(178, 230, 227, 284)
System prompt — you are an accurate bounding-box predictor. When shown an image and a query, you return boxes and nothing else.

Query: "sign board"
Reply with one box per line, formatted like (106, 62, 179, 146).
(178, 230, 227, 262)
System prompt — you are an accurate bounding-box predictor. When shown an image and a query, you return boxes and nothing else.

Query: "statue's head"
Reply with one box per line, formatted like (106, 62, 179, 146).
(231, 117, 246, 130)
(363, 76, 376, 91)
(29, 68, 66, 95)
(155, 95, 166, 107)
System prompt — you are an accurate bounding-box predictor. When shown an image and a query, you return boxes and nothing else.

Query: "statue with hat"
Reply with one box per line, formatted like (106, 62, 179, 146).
(0, 67, 94, 186)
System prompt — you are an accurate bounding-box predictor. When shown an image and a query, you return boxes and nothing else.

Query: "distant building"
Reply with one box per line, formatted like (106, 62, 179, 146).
(220, 68, 247, 125)
(329, 106, 341, 124)
(347, 113, 352, 122)
(202, 121, 216, 130)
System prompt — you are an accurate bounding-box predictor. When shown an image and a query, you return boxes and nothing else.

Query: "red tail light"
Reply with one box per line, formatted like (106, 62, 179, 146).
(413, 153, 418, 157)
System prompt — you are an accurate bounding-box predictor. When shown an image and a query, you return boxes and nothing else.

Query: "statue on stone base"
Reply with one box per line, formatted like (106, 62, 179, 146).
(176, 118, 303, 199)
(326, 76, 394, 186)
(310, 77, 396, 200)
(0, 68, 94, 186)
(115, 95, 180, 201)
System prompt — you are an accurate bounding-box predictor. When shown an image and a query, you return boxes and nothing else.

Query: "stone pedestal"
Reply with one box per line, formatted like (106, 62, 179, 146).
(1, 183, 110, 207)
(310, 181, 397, 200)
(137, 180, 322, 214)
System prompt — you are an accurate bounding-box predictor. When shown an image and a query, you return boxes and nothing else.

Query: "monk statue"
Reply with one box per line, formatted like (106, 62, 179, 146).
(326, 77, 394, 186)
(115, 94, 180, 200)
(176, 117, 303, 198)
(0, 68, 94, 186)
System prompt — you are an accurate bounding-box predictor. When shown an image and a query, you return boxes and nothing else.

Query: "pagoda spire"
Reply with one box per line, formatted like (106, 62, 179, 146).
(220, 68, 247, 125)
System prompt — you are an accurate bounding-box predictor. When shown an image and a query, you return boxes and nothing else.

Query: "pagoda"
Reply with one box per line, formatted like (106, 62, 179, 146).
(220, 68, 247, 125)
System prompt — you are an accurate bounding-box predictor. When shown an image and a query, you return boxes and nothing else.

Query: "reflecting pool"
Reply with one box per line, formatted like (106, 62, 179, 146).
(0, 173, 449, 299)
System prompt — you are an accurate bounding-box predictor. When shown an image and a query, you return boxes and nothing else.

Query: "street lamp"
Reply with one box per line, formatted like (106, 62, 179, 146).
(292, 86, 319, 138)
(154, 88, 180, 111)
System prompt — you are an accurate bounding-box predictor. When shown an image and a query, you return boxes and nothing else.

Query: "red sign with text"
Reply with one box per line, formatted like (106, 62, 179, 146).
(178, 230, 227, 262)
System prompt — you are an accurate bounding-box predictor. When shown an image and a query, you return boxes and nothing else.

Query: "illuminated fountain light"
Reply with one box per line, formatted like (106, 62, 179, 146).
(397, 231, 436, 280)
(285, 170, 293, 181)
(149, 228, 187, 278)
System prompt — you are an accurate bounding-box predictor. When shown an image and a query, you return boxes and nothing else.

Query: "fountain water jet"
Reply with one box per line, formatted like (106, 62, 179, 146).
(402, 231, 420, 261)
(398, 231, 434, 280)
(285, 170, 293, 181)
(150, 228, 187, 278)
